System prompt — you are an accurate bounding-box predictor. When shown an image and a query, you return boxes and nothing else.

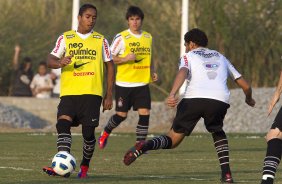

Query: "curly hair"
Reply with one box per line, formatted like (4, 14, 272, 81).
(184, 28, 208, 47)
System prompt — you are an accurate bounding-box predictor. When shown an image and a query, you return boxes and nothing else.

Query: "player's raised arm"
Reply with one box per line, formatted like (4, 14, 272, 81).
(47, 54, 72, 69)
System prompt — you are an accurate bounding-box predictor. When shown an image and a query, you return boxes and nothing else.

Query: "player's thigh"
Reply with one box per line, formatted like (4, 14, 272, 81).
(137, 108, 150, 115)
(132, 85, 151, 111)
(77, 95, 102, 127)
(266, 108, 282, 141)
(116, 111, 128, 118)
(115, 85, 131, 112)
(203, 99, 230, 132)
(57, 96, 76, 121)
(171, 99, 201, 136)
(266, 128, 282, 141)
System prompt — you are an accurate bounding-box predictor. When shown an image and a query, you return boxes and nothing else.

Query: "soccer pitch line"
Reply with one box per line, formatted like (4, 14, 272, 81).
(0, 166, 32, 171)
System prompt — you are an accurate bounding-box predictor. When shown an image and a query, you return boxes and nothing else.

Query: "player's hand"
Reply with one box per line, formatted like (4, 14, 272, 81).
(166, 94, 178, 108)
(152, 72, 158, 82)
(102, 94, 113, 112)
(60, 56, 72, 67)
(268, 92, 280, 116)
(50, 72, 57, 80)
(15, 44, 21, 53)
(245, 97, 255, 107)
(124, 53, 136, 62)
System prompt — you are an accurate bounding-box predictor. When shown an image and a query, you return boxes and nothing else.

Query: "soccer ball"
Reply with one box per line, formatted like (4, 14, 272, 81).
(51, 151, 76, 177)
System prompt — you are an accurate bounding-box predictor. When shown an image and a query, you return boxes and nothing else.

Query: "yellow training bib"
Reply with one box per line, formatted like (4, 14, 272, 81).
(116, 30, 152, 83)
(61, 30, 104, 97)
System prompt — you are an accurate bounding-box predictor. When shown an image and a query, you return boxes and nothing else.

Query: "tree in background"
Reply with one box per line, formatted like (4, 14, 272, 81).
(0, 0, 281, 99)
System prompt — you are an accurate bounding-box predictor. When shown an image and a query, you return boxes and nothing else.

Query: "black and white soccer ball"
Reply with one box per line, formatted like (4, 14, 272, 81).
(51, 151, 76, 176)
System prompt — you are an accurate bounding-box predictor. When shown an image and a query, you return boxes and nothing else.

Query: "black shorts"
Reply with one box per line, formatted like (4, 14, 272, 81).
(57, 95, 102, 127)
(172, 98, 230, 136)
(271, 107, 282, 130)
(115, 84, 151, 112)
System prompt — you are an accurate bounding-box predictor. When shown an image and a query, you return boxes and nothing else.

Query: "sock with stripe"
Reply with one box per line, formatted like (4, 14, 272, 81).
(56, 119, 72, 152)
(80, 126, 96, 167)
(104, 114, 126, 134)
(142, 135, 172, 152)
(136, 115, 150, 142)
(212, 131, 231, 178)
(261, 138, 282, 183)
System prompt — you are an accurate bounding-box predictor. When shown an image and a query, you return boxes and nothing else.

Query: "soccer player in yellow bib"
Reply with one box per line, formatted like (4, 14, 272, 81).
(42, 4, 114, 178)
(98, 6, 158, 149)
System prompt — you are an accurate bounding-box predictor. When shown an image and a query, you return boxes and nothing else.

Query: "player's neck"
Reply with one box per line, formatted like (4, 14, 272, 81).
(77, 27, 91, 34)
(129, 29, 141, 35)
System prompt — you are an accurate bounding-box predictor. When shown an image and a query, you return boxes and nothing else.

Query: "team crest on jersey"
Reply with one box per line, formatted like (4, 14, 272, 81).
(203, 61, 220, 71)
(66, 34, 75, 39)
(118, 97, 123, 107)
(144, 34, 150, 38)
(203, 61, 220, 80)
(93, 35, 102, 39)
(125, 34, 131, 39)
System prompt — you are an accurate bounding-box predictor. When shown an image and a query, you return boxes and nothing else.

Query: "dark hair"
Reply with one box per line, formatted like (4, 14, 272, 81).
(23, 57, 32, 63)
(19, 57, 32, 70)
(79, 4, 97, 16)
(184, 28, 208, 47)
(125, 6, 144, 20)
(39, 61, 47, 67)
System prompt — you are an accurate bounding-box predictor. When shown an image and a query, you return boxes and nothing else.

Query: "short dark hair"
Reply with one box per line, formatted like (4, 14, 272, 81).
(20, 57, 32, 70)
(23, 57, 32, 63)
(39, 61, 47, 67)
(125, 6, 144, 20)
(79, 4, 97, 16)
(184, 28, 208, 47)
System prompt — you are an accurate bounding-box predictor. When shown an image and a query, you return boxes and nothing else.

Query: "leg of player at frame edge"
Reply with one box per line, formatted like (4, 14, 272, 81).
(123, 127, 234, 183)
(260, 127, 282, 184)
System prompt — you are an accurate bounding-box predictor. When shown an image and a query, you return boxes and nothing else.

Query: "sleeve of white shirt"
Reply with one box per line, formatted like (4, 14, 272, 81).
(51, 68, 61, 77)
(46, 74, 54, 88)
(226, 57, 242, 80)
(102, 38, 112, 62)
(30, 75, 37, 89)
(110, 34, 124, 56)
(50, 34, 66, 58)
(178, 54, 190, 70)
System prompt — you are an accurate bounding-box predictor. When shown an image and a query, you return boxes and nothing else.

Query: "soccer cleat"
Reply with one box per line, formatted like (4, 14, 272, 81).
(42, 166, 58, 176)
(123, 141, 146, 166)
(77, 165, 89, 178)
(220, 173, 234, 183)
(98, 131, 109, 149)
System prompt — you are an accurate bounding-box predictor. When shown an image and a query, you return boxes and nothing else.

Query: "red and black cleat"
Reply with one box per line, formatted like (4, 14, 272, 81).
(42, 166, 58, 176)
(123, 141, 146, 166)
(220, 173, 234, 183)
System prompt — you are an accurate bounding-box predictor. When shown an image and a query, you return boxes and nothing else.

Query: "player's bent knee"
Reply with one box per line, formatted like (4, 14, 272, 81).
(82, 126, 95, 141)
(211, 130, 226, 139)
(167, 130, 185, 149)
(56, 119, 72, 133)
(266, 128, 282, 142)
(116, 112, 127, 119)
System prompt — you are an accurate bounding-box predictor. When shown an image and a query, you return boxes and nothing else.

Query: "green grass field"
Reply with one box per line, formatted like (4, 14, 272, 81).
(0, 133, 281, 184)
